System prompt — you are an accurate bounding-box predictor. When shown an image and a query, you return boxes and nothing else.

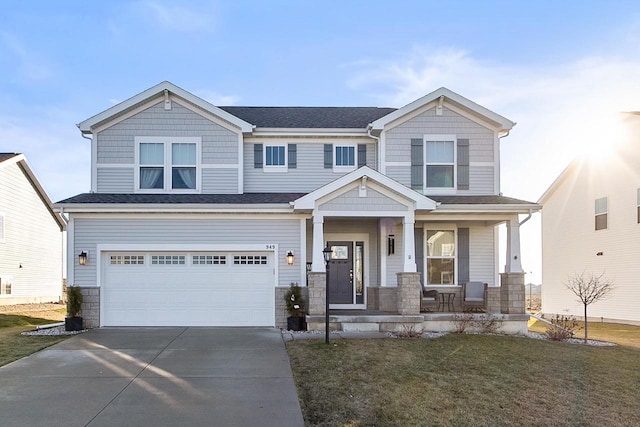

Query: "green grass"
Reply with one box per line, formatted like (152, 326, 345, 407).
(0, 314, 69, 367)
(287, 335, 640, 426)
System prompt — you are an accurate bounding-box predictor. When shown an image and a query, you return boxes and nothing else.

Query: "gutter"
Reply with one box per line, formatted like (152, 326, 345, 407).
(519, 209, 533, 226)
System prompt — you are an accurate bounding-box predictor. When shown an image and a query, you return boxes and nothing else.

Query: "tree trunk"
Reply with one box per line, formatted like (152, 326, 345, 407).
(584, 304, 588, 344)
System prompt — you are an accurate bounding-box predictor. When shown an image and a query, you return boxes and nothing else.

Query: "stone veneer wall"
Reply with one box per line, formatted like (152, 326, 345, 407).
(396, 273, 421, 315)
(275, 286, 309, 329)
(487, 287, 500, 313)
(378, 287, 397, 312)
(500, 272, 526, 314)
(78, 287, 100, 328)
(307, 272, 326, 316)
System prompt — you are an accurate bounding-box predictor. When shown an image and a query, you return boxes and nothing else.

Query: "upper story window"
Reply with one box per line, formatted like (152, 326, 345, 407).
(264, 145, 287, 172)
(335, 146, 355, 167)
(136, 137, 200, 192)
(426, 137, 455, 188)
(595, 197, 607, 230)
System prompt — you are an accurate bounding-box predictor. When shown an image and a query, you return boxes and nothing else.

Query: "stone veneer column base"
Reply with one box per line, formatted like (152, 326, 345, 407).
(78, 287, 100, 328)
(500, 272, 526, 314)
(396, 272, 421, 315)
(307, 272, 327, 316)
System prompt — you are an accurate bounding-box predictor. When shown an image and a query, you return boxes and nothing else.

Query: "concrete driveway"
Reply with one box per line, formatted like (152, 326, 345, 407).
(0, 327, 304, 427)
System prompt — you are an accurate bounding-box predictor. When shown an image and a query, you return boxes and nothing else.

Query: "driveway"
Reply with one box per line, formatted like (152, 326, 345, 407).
(0, 327, 304, 427)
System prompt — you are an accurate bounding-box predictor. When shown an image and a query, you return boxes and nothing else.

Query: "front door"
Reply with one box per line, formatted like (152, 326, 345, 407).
(328, 241, 353, 304)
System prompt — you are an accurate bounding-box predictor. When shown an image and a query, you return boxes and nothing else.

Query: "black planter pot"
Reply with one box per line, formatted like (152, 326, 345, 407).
(65, 316, 83, 331)
(287, 316, 306, 331)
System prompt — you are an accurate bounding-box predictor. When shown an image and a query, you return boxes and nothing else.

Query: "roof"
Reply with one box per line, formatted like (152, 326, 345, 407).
(218, 106, 396, 129)
(429, 195, 537, 205)
(56, 193, 307, 205)
(0, 153, 66, 230)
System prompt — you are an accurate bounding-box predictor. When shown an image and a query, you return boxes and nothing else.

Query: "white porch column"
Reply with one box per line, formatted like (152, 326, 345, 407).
(504, 216, 523, 273)
(311, 212, 325, 272)
(402, 213, 417, 272)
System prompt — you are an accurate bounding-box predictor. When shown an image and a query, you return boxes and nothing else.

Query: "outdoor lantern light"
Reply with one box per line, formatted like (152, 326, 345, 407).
(78, 251, 88, 266)
(322, 245, 332, 344)
(387, 234, 395, 256)
(286, 251, 295, 265)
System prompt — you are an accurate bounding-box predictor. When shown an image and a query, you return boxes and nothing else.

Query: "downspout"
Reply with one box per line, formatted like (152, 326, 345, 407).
(77, 124, 94, 192)
(519, 209, 533, 226)
(366, 124, 380, 170)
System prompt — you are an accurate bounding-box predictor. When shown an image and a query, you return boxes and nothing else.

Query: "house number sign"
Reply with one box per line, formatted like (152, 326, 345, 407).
(265, 244, 276, 250)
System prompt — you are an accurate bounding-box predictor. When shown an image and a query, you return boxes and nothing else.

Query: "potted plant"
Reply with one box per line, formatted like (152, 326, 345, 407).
(65, 286, 84, 331)
(284, 283, 306, 331)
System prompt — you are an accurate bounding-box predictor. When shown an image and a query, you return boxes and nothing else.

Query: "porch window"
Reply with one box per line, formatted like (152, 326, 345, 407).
(0, 275, 12, 295)
(595, 197, 607, 230)
(426, 139, 455, 188)
(426, 230, 455, 285)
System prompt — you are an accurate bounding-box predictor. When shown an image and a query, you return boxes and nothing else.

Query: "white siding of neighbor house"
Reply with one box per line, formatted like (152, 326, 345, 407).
(385, 106, 496, 194)
(96, 168, 135, 193)
(201, 168, 238, 193)
(318, 187, 408, 212)
(542, 143, 640, 324)
(0, 162, 63, 304)
(95, 101, 240, 193)
(72, 216, 301, 288)
(243, 141, 376, 193)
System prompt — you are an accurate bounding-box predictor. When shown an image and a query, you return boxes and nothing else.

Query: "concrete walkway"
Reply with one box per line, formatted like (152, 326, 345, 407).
(0, 327, 304, 427)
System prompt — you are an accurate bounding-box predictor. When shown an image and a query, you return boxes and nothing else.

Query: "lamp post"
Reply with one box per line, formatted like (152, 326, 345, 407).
(322, 245, 332, 344)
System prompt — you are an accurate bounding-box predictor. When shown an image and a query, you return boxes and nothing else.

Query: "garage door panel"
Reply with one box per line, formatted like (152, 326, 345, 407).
(102, 251, 275, 326)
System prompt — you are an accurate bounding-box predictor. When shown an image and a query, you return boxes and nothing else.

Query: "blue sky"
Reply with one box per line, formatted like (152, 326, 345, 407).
(3, 0, 640, 283)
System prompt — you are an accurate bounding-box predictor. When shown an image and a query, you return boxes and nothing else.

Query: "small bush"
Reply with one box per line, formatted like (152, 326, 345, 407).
(284, 283, 306, 317)
(473, 314, 505, 334)
(452, 313, 475, 333)
(545, 314, 581, 341)
(395, 324, 423, 338)
(66, 286, 83, 317)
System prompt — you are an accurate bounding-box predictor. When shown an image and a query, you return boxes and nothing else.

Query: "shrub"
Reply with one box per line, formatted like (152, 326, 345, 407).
(66, 286, 83, 317)
(545, 314, 581, 341)
(473, 314, 505, 334)
(284, 283, 306, 317)
(452, 313, 475, 333)
(395, 324, 423, 338)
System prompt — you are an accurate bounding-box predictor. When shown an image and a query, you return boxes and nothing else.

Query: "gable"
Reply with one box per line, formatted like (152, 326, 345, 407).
(318, 186, 409, 212)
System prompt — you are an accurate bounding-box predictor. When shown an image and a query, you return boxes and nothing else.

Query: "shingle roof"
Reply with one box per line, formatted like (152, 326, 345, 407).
(56, 193, 308, 205)
(0, 153, 19, 162)
(218, 106, 397, 128)
(57, 193, 537, 206)
(428, 195, 537, 205)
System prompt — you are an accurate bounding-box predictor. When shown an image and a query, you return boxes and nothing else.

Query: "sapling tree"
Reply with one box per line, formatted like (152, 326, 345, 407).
(564, 272, 614, 343)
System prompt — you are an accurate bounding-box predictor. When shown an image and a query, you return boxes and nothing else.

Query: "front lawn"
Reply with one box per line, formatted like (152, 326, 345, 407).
(528, 318, 640, 348)
(0, 312, 69, 367)
(287, 335, 640, 426)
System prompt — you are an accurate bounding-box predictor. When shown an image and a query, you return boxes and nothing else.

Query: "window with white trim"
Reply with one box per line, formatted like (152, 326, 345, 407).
(335, 145, 355, 167)
(110, 255, 145, 265)
(425, 229, 456, 285)
(0, 275, 12, 295)
(264, 145, 287, 171)
(595, 197, 607, 231)
(193, 255, 226, 265)
(425, 137, 455, 188)
(151, 255, 186, 265)
(136, 138, 199, 191)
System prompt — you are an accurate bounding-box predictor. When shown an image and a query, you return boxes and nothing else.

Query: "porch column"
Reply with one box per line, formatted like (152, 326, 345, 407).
(311, 213, 325, 272)
(402, 213, 417, 272)
(504, 215, 523, 273)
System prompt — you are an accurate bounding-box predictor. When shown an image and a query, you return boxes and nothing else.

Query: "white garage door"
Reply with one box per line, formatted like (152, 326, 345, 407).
(102, 251, 275, 326)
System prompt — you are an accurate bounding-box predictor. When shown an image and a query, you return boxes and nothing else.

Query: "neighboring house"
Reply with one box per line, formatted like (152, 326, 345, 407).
(539, 113, 640, 325)
(55, 81, 538, 330)
(0, 153, 65, 305)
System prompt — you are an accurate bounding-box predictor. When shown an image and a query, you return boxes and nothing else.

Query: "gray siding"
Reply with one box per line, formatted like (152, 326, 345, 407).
(202, 168, 238, 194)
(96, 168, 134, 193)
(244, 142, 376, 193)
(0, 163, 63, 302)
(73, 216, 301, 287)
(385, 220, 403, 285)
(468, 167, 494, 195)
(319, 187, 408, 212)
(385, 107, 495, 193)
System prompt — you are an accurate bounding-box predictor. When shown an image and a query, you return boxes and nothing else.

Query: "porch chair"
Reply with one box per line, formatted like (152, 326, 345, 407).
(420, 285, 439, 312)
(462, 281, 488, 312)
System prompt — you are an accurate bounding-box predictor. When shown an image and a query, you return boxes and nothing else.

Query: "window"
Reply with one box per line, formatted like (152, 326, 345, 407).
(136, 138, 199, 191)
(110, 255, 145, 265)
(426, 138, 455, 188)
(335, 146, 355, 167)
(233, 255, 268, 265)
(151, 255, 186, 265)
(193, 255, 226, 265)
(595, 197, 607, 230)
(0, 275, 12, 295)
(637, 189, 640, 224)
(265, 146, 285, 166)
(425, 230, 455, 285)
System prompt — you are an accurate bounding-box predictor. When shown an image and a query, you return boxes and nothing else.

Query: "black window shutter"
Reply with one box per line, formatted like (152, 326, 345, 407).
(254, 144, 263, 168)
(457, 139, 469, 190)
(288, 144, 297, 169)
(410, 138, 423, 191)
(458, 228, 470, 284)
(324, 144, 333, 168)
(357, 144, 367, 167)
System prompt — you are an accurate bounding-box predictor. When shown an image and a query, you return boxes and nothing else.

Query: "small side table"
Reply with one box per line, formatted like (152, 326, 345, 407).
(438, 292, 456, 312)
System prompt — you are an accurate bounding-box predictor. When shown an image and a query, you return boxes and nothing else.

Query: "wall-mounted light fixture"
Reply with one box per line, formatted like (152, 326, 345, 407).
(78, 251, 88, 266)
(286, 251, 295, 265)
(596, 251, 604, 256)
(387, 235, 395, 256)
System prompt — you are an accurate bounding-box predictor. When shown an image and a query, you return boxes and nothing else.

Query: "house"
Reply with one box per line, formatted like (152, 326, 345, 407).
(0, 153, 65, 305)
(539, 113, 640, 326)
(55, 81, 539, 331)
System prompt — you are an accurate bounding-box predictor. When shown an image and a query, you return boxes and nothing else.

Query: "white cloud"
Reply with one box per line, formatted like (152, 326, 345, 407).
(137, 1, 215, 33)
